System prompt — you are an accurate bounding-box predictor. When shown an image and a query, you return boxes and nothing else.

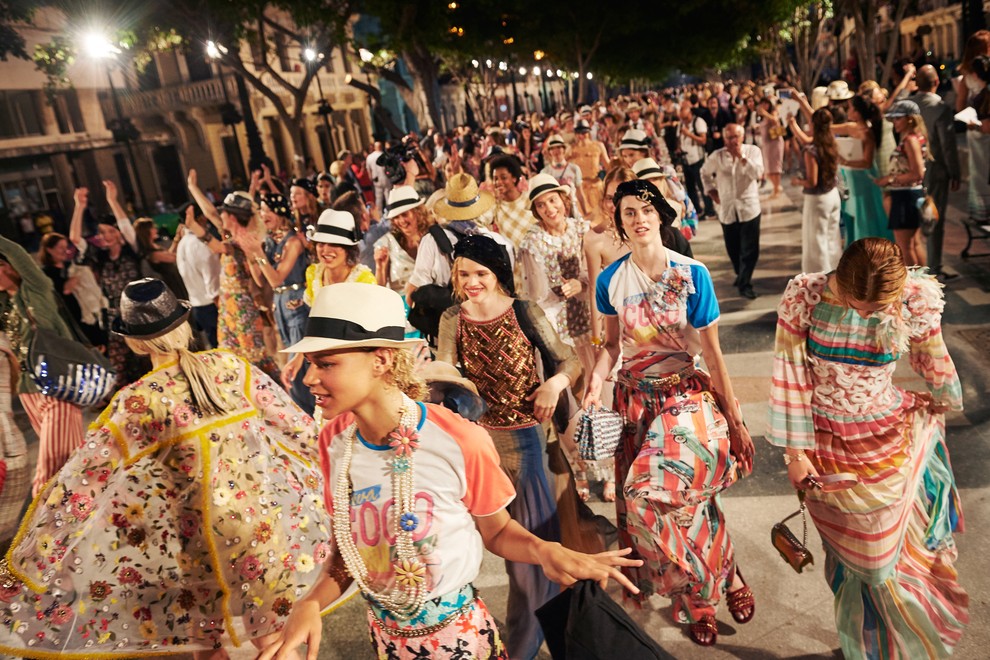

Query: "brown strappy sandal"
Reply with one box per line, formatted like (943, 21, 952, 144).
(726, 569, 755, 624)
(688, 614, 718, 646)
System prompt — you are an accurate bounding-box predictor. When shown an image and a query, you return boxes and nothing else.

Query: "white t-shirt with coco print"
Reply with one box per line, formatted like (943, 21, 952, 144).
(318, 402, 516, 601)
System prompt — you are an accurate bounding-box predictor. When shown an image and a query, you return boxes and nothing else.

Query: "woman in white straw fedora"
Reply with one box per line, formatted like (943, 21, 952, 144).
(303, 208, 376, 307)
(374, 186, 433, 298)
(257, 282, 642, 660)
(0, 278, 330, 658)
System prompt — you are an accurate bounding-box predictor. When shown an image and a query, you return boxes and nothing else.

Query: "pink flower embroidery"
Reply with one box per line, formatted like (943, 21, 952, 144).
(238, 555, 264, 580)
(388, 426, 420, 458)
(50, 605, 74, 625)
(173, 404, 195, 428)
(255, 389, 275, 407)
(68, 493, 94, 519)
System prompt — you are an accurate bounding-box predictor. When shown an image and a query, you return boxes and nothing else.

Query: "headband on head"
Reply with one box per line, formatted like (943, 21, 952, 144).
(452, 234, 515, 296)
(612, 179, 677, 224)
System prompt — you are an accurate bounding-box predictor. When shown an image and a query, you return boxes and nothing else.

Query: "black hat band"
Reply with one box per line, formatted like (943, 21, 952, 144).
(305, 317, 405, 342)
(637, 167, 664, 178)
(387, 197, 420, 214)
(529, 182, 561, 201)
(446, 194, 480, 208)
(114, 305, 188, 338)
(313, 225, 359, 242)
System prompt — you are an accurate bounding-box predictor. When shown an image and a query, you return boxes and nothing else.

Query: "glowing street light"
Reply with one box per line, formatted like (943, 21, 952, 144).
(556, 69, 563, 77)
(586, 72, 593, 80)
(534, 50, 545, 61)
(498, 61, 507, 71)
(304, 47, 318, 62)
(82, 29, 146, 210)
(532, 66, 541, 76)
(485, 59, 492, 68)
(518, 66, 527, 76)
(358, 48, 374, 63)
(547, 69, 553, 78)
(471, 59, 479, 68)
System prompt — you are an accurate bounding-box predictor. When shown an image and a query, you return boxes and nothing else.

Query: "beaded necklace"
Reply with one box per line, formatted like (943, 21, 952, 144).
(333, 392, 428, 617)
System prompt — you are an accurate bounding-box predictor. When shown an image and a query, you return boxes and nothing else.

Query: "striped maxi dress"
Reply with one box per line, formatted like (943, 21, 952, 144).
(767, 271, 968, 659)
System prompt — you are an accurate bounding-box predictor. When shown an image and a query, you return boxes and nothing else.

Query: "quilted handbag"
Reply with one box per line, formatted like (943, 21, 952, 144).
(575, 406, 623, 461)
(28, 327, 115, 406)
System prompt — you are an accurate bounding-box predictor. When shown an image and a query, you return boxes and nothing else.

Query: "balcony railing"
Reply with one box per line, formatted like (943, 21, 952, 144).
(98, 71, 356, 119)
(99, 77, 242, 118)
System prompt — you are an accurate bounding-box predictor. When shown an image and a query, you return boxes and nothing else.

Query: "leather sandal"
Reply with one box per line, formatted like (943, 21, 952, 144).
(688, 614, 718, 646)
(726, 569, 755, 624)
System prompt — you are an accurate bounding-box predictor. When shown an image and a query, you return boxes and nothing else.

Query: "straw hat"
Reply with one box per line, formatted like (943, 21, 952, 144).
(112, 278, 191, 339)
(309, 209, 360, 246)
(826, 80, 855, 101)
(545, 135, 566, 149)
(283, 283, 421, 354)
(385, 186, 424, 220)
(433, 173, 495, 222)
(632, 158, 665, 181)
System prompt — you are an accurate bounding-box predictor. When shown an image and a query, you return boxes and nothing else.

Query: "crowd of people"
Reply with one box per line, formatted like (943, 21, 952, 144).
(0, 33, 982, 660)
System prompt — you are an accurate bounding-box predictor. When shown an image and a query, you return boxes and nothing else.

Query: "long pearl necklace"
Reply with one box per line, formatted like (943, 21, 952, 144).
(333, 393, 428, 617)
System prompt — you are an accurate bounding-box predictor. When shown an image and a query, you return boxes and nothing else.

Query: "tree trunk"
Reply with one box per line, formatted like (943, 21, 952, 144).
(402, 44, 442, 131)
(878, 0, 910, 89)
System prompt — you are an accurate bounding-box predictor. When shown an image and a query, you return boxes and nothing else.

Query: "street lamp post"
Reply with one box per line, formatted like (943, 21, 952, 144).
(206, 41, 246, 183)
(84, 32, 148, 212)
(304, 47, 335, 167)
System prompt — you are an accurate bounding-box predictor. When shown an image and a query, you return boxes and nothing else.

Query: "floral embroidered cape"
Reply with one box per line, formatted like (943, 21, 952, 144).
(0, 351, 331, 657)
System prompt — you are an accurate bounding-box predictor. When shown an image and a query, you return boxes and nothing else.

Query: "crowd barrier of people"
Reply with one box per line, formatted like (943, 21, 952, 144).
(2, 33, 986, 658)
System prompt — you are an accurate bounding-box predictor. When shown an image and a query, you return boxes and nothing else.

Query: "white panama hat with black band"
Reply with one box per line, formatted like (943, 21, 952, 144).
(527, 172, 571, 207)
(619, 129, 651, 152)
(384, 186, 424, 220)
(632, 157, 665, 181)
(283, 283, 421, 354)
(308, 209, 360, 246)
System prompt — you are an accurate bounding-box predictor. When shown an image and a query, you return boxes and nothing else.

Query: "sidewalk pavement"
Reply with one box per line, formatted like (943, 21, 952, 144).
(10, 176, 990, 660)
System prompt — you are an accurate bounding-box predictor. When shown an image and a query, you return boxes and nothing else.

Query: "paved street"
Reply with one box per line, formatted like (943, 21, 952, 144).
(302, 177, 990, 659)
(9, 177, 990, 660)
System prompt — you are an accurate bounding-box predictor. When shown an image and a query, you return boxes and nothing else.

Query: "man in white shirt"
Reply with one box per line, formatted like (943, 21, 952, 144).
(175, 203, 222, 346)
(700, 123, 765, 299)
(679, 102, 714, 218)
(366, 141, 389, 213)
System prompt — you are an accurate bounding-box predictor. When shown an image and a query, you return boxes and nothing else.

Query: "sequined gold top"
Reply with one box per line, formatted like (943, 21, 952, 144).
(455, 306, 540, 429)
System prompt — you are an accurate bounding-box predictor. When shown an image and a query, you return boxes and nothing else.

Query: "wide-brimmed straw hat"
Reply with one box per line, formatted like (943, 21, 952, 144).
(112, 278, 191, 339)
(527, 173, 571, 207)
(385, 186, 424, 220)
(308, 209, 360, 246)
(545, 135, 566, 149)
(433, 173, 495, 222)
(283, 283, 421, 354)
(632, 158, 665, 181)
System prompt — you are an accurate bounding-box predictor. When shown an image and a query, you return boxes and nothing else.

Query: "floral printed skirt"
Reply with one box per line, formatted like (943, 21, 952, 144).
(368, 595, 507, 660)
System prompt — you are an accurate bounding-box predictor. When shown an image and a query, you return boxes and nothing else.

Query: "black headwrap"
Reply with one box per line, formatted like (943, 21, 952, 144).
(452, 234, 515, 296)
(262, 193, 293, 220)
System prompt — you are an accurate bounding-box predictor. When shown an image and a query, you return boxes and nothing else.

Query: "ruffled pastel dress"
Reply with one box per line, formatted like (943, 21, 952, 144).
(768, 271, 968, 659)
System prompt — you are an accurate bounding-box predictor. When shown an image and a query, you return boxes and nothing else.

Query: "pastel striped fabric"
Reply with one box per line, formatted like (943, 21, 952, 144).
(767, 271, 968, 659)
(614, 371, 740, 625)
